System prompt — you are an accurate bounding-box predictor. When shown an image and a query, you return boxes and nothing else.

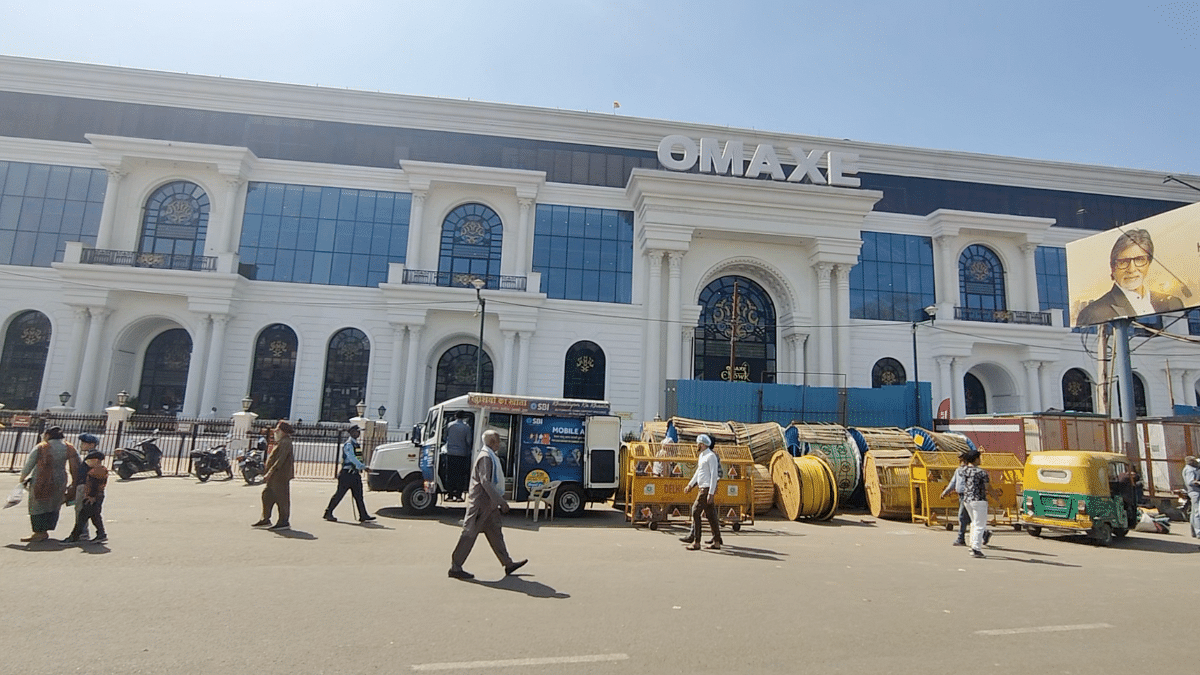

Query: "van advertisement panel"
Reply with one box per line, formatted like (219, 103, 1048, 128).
(517, 415, 585, 500)
(468, 393, 610, 417)
(1066, 202, 1200, 326)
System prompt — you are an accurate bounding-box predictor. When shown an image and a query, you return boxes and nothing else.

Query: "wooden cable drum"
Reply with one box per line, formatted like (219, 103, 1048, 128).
(862, 449, 914, 520)
(790, 424, 859, 505)
(769, 450, 838, 521)
(640, 421, 668, 443)
(730, 421, 787, 464)
(749, 463, 775, 515)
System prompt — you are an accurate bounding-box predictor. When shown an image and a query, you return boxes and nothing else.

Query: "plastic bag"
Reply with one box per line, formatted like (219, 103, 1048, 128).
(4, 483, 25, 509)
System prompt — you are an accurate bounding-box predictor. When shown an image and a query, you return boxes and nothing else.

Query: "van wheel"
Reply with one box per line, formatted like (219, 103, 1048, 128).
(1113, 527, 1128, 539)
(1092, 522, 1113, 546)
(555, 485, 585, 518)
(1027, 526, 1042, 537)
(401, 481, 435, 515)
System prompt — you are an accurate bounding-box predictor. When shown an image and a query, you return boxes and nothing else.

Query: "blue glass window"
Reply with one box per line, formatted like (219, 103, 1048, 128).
(959, 245, 1006, 311)
(532, 204, 633, 303)
(320, 328, 370, 422)
(849, 232, 936, 322)
(1188, 309, 1200, 336)
(248, 324, 298, 421)
(140, 181, 210, 261)
(434, 344, 493, 404)
(0, 161, 104, 267)
(871, 358, 906, 388)
(437, 203, 503, 288)
(238, 182, 410, 287)
(1035, 246, 1069, 325)
(0, 310, 51, 409)
(136, 328, 192, 415)
(564, 341, 606, 400)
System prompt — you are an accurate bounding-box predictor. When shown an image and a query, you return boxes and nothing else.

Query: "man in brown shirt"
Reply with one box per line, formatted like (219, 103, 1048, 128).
(253, 421, 295, 531)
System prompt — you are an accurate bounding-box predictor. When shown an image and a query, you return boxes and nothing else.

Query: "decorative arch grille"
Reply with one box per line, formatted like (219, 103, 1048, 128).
(437, 203, 502, 288)
(1062, 368, 1094, 413)
(694, 275, 776, 383)
(0, 310, 51, 409)
(249, 324, 298, 420)
(871, 358, 907, 388)
(564, 341, 606, 400)
(139, 181, 210, 266)
(435, 344, 493, 404)
(959, 244, 1007, 312)
(321, 328, 371, 422)
(964, 372, 987, 415)
(137, 328, 192, 414)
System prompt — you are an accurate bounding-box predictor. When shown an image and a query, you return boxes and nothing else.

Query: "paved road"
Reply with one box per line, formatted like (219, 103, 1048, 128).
(1, 475, 1195, 675)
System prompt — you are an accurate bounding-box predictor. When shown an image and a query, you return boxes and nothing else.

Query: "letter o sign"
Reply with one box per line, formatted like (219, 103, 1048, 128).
(657, 135, 698, 171)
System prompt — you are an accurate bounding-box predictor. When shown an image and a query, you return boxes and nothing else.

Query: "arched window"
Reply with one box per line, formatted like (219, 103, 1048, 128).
(871, 358, 906, 388)
(1133, 373, 1147, 417)
(434, 344, 493, 404)
(959, 245, 1007, 315)
(248, 324, 298, 420)
(137, 328, 192, 414)
(694, 275, 776, 382)
(1062, 368, 1094, 413)
(564, 341, 606, 400)
(0, 310, 51, 409)
(964, 372, 987, 415)
(437, 203, 503, 288)
(320, 328, 371, 422)
(138, 181, 210, 268)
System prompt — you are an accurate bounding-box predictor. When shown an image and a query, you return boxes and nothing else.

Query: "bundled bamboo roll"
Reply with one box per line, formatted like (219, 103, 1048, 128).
(863, 449, 913, 520)
(670, 417, 736, 445)
(790, 423, 859, 505)
(730, 421, 787, 464)
(640, 421, 668, 443)
(769, 450, 838, 521)
(749, 463, 775, 515)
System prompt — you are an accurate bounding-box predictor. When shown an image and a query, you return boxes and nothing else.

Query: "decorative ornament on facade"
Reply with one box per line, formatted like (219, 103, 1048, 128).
(711, 296, 761, 341)
(969, 260, 991, 282)
(337, 341, 363, 359)
(575, 355, 594, 373)
(269, 340, 290, 357)
(459, 219, 486, 245)
(162, 196, 197, 226)
(21, 326, 46, 345)
(137, 253, 166, 267)
(721, 362, 751, 382)
(164, 345, 191, 370)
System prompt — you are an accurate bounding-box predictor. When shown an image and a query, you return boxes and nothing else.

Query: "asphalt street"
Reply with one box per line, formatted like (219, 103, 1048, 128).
(1, 475, 1196, 675)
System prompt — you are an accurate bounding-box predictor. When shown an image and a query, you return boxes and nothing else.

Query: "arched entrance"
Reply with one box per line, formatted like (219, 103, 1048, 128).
(0, 310, 51, 410)
(694, 275, 777, 382)
(136, 328, 193, 414)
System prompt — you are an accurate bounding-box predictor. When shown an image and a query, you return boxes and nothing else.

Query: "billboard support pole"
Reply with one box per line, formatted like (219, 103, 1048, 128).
(1112, 319, 1137, 463)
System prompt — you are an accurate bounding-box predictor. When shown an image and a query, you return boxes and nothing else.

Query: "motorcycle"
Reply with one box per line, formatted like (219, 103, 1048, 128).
(113, 432, 164, 480)
(191, 439, 234, 482)
(237, 435, 268, 485)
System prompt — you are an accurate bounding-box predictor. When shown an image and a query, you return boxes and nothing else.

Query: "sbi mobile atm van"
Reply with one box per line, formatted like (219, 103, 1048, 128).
(368, 393, 621, 517)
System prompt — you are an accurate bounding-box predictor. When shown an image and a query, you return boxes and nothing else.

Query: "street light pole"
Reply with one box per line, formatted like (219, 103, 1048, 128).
(472, 278, 486, 393)
(911, 305, 938, 426)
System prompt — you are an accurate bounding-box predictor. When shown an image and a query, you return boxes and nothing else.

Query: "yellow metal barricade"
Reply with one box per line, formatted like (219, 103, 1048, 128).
(624, 442, 755, 531)
(909, 450, 1024, 528)
(711, 445, 755, 531)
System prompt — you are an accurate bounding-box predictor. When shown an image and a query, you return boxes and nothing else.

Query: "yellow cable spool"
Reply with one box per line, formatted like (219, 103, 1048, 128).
(769, 450, 838, 521)
(863, 449, 914, 519)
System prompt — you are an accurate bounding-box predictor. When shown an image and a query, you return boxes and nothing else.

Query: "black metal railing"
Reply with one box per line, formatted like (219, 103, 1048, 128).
(954, 307, 1052, 326)
(81, 248, 217, 272)
(401, 269, 528, 292)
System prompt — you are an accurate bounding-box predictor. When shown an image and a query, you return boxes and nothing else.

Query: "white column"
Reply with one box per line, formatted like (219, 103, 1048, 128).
(935, 235, 958, 312)
(814, 263, 834, 387)
(62, 307, 90, 400)
(407, 190, 427, 271)
(95, 169, 125, 250)
(1180, 370, 1194, 408)
(516, 331, 531, 394)
(183, 315, 212, 416)
(936, 356, 954, 417)
(1023, 360, 1042, 412)
(834, 264, 852, 386)
(220, 176, 246, 253)
(1020, 243, 1040, 312)
(76, 307, 111, 412)
(783, 334, 801, 385)
(502, 330, 517, 394)
(387, 323, 405, 425)
(199, 315, 229, 415)
(949, 357, 964, 418)
(515, 198, 533, 276)
(665, 252, 683, 381)
(403, 326, 423, 427)
(644, 250, 664, 420)
(679, 326, 694, 381)
(1039, 362, 1055, 412)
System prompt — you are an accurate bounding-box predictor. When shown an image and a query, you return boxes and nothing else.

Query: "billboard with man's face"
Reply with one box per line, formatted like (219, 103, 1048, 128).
(1066, 201, 1200, 327)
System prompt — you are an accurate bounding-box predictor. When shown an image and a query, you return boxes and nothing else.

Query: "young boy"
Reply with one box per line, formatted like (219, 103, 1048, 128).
(65, 450, 108, 544)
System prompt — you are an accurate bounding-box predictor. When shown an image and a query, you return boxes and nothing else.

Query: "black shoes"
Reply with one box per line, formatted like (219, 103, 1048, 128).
(952, 539, 966, 546)
(323, 512, 338, 522)
(92, 533, 107, 543)
(706, 542, 722, 550)
(971, 549, 986, 558)
(359, 516, 376, 523)
(505, 559, 528, 576)
(679, 536, 695, 543)
(983, 530, 992, 545)
(448, 568, 474, 580)
(267, 522, 290, 531)
(252, 519, 271, 528)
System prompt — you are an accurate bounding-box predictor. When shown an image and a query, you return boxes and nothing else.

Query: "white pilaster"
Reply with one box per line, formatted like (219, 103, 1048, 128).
(406, 190, 427, 271)
(644, 250, 664, 420)
(403, 325, 423, 427)
(936, 356, 954, 417)
(1023, 360, 1042, 412)
(1020, 243, 1040, 312)
(218, 175, 246, 253)
(183, 315, 212, 416)
(515, 198, 533, 276)
(1039, 362, 1054, 413)
(834, 263, 852, 385)
(95, 169, 124, 250)
(814, 263, 834, 387)
(949, 357, 964, 418)
(62, 307, 90, 401)
(665, 252, 683, 381)
(935, 235, 958, 314)
(516, 331, 531, 394)
(199, 315, 229, 415)
(388, 323, 405, 426)
(502, 330, 517, 394)
(76, 307, 111, 412)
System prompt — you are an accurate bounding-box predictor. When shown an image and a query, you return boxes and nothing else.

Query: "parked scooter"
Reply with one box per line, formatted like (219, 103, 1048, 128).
(237, 435, 268, 485)
(113, 431, 164, 480)
(191, 438, 234, 482)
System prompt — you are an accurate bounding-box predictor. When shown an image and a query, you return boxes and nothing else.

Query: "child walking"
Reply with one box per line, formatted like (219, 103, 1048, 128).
(65, 450, 108, 544)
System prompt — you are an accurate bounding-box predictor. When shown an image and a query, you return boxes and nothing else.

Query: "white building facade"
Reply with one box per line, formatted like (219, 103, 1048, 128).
(0, 57, 1197, 432)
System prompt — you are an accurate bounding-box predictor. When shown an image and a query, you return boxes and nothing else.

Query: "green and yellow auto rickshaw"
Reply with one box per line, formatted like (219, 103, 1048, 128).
(1019, 451, 1139, 546)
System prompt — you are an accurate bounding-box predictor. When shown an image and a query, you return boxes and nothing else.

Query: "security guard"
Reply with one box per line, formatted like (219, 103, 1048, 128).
(323, 426, 375, 523)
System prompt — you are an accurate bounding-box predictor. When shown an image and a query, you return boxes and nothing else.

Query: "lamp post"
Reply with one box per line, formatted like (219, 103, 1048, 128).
(911, 305, 938, 426)
(355, 400, 366, 418)
(472, 278, 486, 393)
(117, 390, 129, 408)
(59, 391, 71, 406)
(377, 405, 386, 420)
(241, 395, 253, 413)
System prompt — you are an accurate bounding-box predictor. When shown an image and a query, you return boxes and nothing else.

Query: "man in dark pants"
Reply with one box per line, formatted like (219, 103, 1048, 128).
(681, 434, 722, 551)
(448, 430, 527, 580)
(253, 420, 294, 531)
(441, 412, 473, 501)
(324, 426, 375, 523)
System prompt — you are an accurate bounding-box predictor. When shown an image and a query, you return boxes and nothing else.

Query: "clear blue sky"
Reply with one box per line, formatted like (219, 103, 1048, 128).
(2, 0, 1198, 176)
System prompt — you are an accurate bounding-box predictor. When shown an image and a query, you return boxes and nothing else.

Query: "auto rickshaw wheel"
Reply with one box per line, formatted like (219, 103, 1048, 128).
(732, 522, 741, 532)
(1013, 524, 1023, 531)
(1092, 521, 1113, 546)
(1113, 527, 1128, 539)
(648, 521, 658, 530)
(944, 523, 954, 531)
(1026, 526, 1042, 537)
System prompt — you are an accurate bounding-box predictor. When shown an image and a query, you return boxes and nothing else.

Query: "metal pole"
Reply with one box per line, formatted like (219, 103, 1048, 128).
(912, 321, 920, 427)
(1112, 319, 1137, 463)
(475, 287, 485, 393)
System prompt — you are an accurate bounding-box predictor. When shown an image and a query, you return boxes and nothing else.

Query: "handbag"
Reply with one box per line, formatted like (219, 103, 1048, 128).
(4, 483, 25, 509)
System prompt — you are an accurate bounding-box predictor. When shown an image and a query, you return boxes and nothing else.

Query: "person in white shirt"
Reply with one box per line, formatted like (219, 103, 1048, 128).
(680, 434, 722, 551)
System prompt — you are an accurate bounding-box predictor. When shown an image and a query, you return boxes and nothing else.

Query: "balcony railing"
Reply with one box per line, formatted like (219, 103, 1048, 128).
(402, 269, 528, 292)
(80, 248, 217, 272)
(954, 307, 1052, 325)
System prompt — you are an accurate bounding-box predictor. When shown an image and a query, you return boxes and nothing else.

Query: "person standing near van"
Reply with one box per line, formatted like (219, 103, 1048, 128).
(253, 421, 295, 531)
(442, 412, 473, 501)
(448, 430, 527, 580)
(681, 434, 722, 551)
(1183, 456, 1200, 538)
(324, 426, 375, 523)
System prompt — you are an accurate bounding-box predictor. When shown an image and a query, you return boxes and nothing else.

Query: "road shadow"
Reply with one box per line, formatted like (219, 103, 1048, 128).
(5, 538, 76, 552)
(705, 544, 787, 561)
(973, 554, 1082, 567)
(270, 528, 317, 540)
(1107, 535, 1199, 554)
(465, 574, 569, 599)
